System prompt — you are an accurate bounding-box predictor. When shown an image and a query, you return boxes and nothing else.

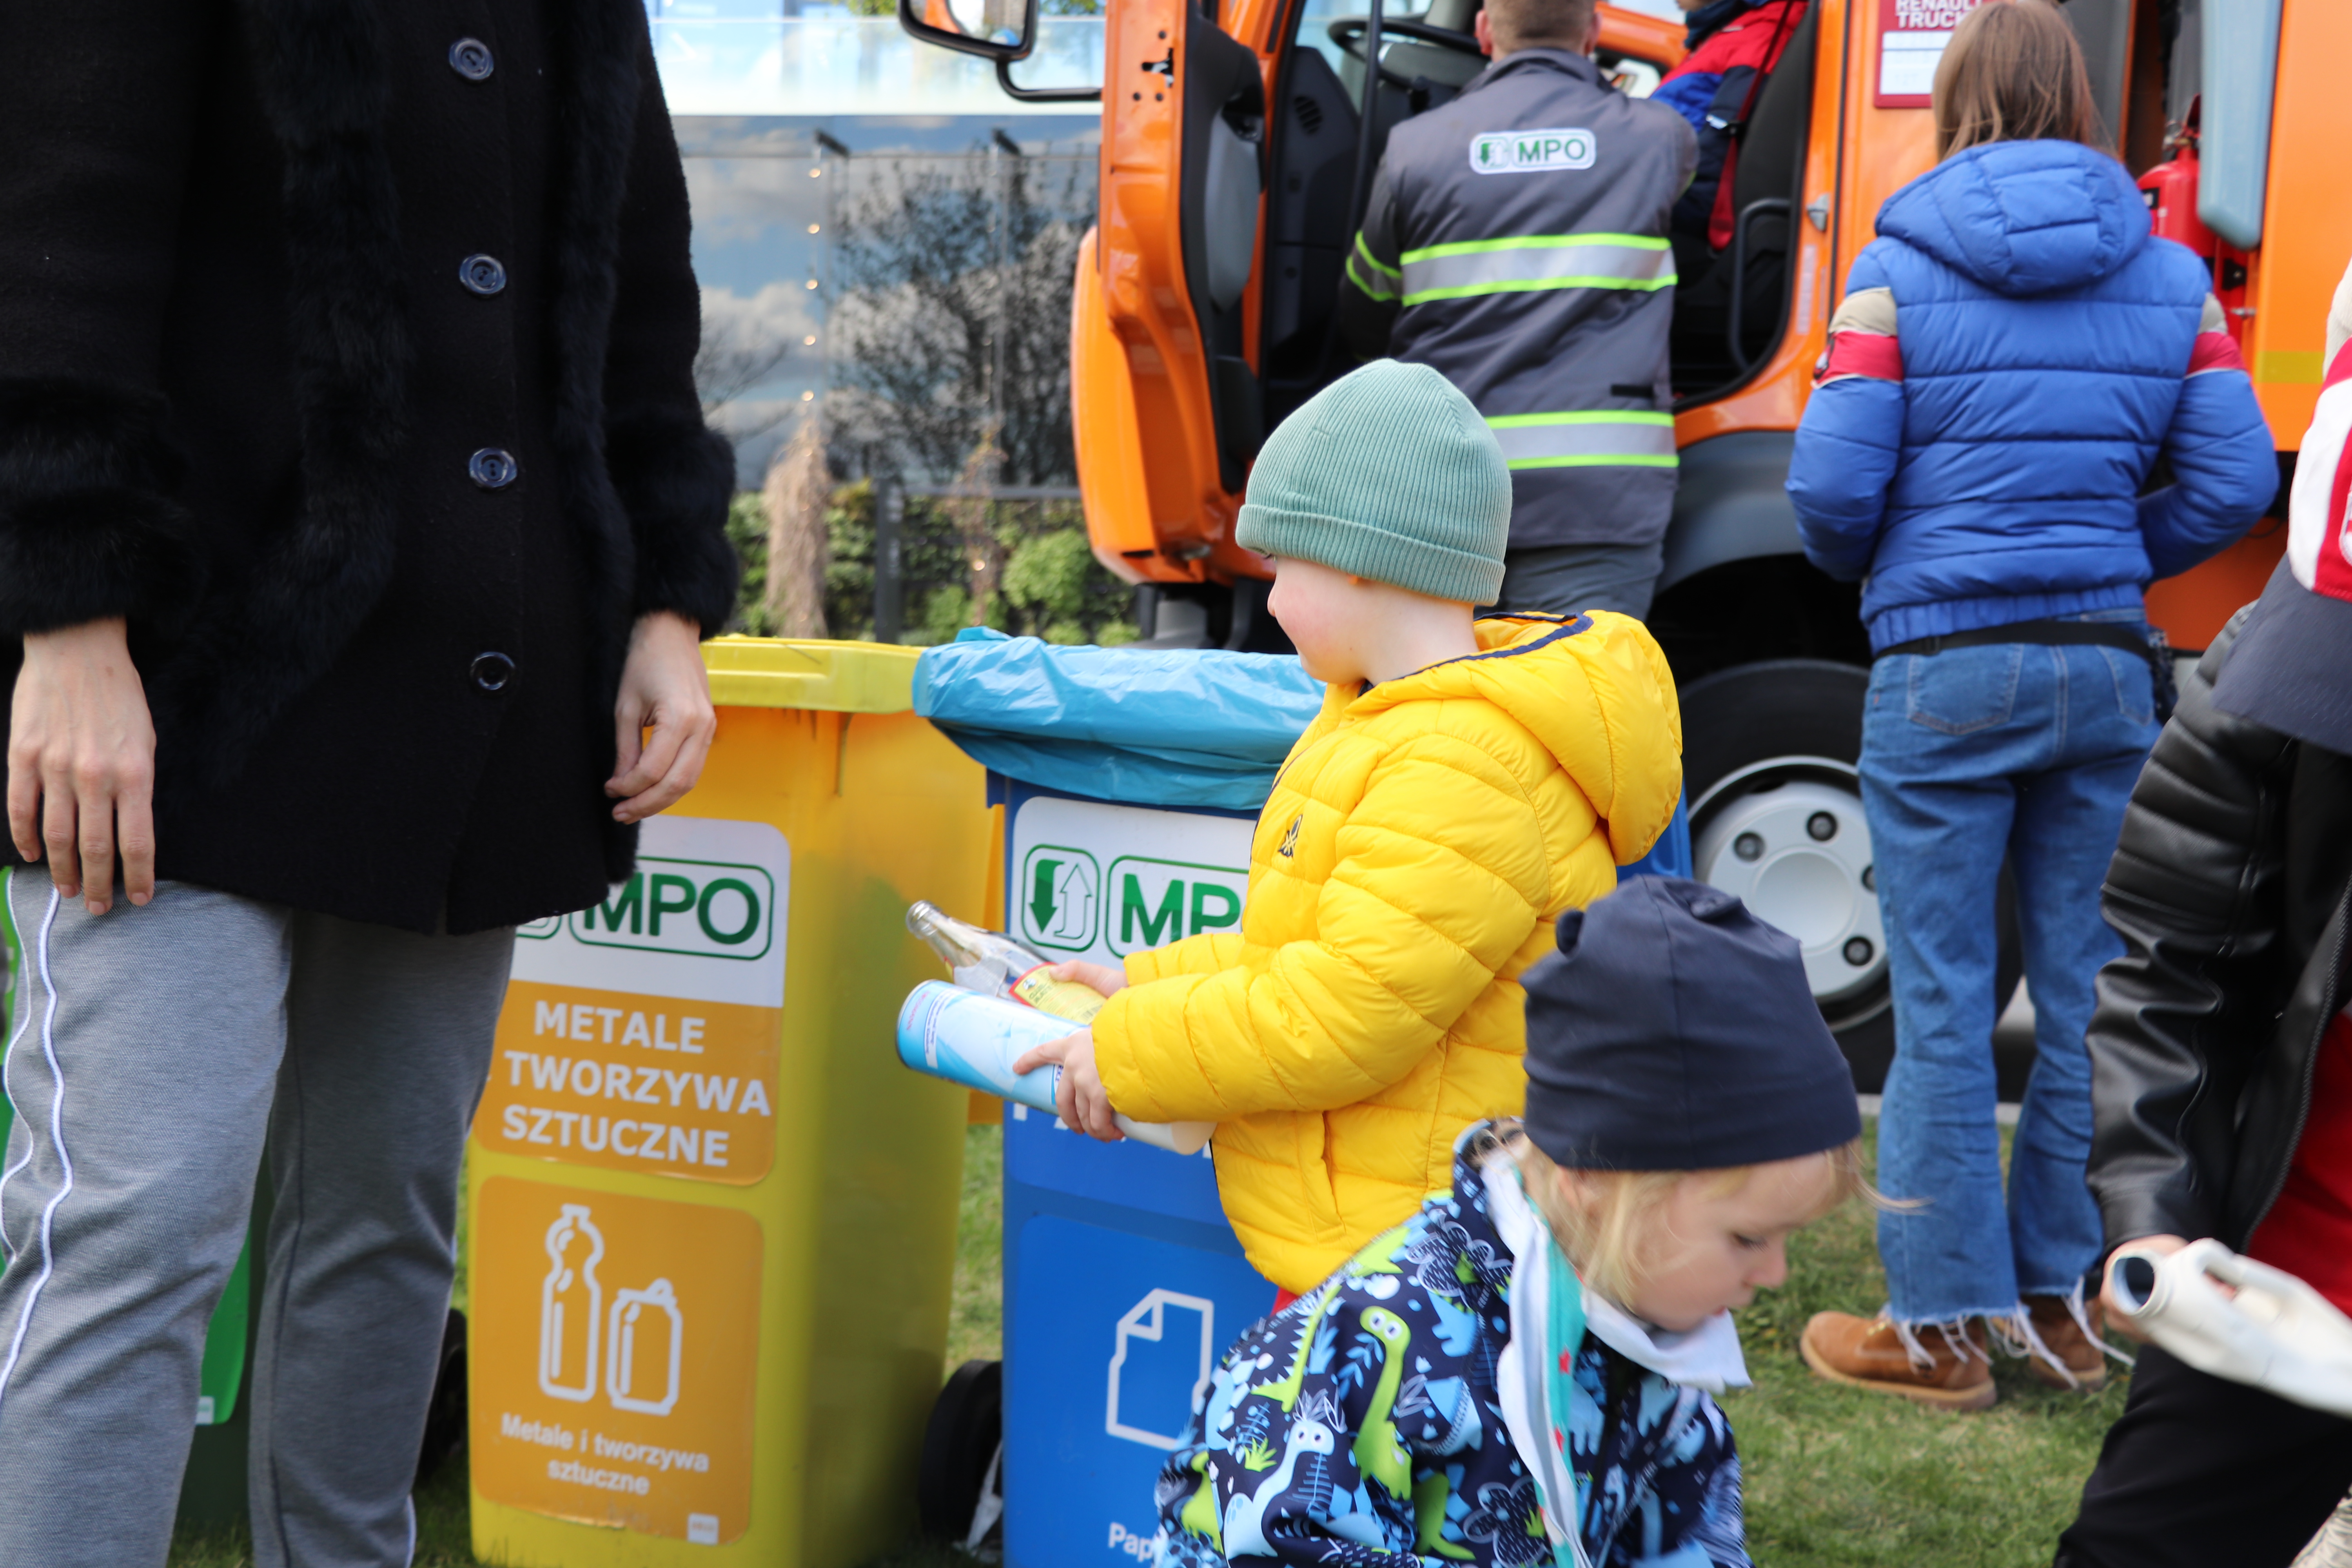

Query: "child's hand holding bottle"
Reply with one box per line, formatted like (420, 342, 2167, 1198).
(1041, 958, 1127, 999)
(1013, 1026, 1122, 1142)
(1016, 962, 1131, 1138)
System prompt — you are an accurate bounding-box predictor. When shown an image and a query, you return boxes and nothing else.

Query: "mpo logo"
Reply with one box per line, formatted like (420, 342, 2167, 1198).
(1469, 126, 1595, 174)
(564, 857, 776, 962)
(1017, 846, 1247, 958)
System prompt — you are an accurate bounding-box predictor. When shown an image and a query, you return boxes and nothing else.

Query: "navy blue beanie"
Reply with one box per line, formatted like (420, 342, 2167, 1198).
(1521, 877, 1860, 1171)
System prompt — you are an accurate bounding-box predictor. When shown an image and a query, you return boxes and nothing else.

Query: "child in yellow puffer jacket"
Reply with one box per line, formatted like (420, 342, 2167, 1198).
(1011, 360, 1684, 1295)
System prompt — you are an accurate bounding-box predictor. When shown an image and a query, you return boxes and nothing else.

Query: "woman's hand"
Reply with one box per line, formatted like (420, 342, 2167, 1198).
(8, 618, 158, 915)
(1011, 1027, 1125, 1142)
(1045, 958, 1128, 996)
(2101, 1233, 2189, 1342)
(607, 611, 716, 824)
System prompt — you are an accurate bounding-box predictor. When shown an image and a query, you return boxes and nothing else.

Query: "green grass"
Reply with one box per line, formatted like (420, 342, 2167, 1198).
(1724, 1125, 2129, 1565)
(947, 1120, 1004, 1371)
(165, 1463, 477, 1568)
(172, 1122, 2123, 1567)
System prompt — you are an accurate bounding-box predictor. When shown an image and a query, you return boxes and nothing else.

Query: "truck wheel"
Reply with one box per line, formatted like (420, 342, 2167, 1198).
(918, 1358, 1003, 1541)
(1681, 659, 2020, 1094)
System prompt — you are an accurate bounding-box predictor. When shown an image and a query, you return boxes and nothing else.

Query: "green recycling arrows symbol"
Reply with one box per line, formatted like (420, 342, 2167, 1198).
(1031, 858, 1062, 931)
(1019, 846, 1100, 953)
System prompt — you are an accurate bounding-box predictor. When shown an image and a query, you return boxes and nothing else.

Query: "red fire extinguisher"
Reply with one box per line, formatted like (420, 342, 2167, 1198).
(2139, 136, 2216, 254)
(2137, 99, 2252, 342)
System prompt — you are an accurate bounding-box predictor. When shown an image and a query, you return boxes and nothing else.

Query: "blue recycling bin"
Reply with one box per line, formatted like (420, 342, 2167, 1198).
(1001, 1093, 1272, 1564)
(986, 773, 1279, 1568)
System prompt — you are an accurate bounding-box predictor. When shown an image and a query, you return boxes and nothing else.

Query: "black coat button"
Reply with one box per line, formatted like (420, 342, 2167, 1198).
(459, 254, 507, 296)
(471, 653, 516, 692)
(449, 38, 495, 80)
(468, 448, 519, 489)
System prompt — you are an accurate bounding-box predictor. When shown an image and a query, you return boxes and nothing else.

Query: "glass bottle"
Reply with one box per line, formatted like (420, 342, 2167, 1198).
(907, 900, 1107, 1023)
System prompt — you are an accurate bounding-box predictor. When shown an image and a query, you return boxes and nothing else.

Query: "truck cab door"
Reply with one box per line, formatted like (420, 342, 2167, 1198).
(1093, 0, 1266, 573)
(1183, 12, 1269, 490)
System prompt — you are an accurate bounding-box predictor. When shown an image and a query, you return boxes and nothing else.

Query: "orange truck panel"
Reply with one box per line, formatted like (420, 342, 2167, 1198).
(2241, 0, 2352, 448)
(1072, 228, 1165, 575)
(1595, 7, 1686, 69)
(2146, 524, 2288, 652)
(1093, 0, 1234, 583)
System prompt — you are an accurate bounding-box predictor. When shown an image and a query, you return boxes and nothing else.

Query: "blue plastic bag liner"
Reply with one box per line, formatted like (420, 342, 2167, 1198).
(912, 628, 1325, 811)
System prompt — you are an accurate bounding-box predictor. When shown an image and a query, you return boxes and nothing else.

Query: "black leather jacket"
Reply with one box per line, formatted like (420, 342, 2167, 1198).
(2087, 608, 2352, 1252)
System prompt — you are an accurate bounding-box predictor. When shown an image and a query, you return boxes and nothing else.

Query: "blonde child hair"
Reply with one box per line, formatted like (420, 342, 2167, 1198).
(1478, 1118, 1886, 1308)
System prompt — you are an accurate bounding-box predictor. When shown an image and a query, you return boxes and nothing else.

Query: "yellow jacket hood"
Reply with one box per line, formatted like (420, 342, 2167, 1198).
(1341, 613, 1683, 864)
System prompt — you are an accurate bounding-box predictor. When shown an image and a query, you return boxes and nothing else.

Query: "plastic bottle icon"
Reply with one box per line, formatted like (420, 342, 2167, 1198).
(608, 1277, 686, 1417)
(539, 1205, 606, 1403)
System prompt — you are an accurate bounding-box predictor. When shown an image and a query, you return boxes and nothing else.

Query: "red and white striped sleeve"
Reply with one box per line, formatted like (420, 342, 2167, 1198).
(2188, 294, 2250, 379)
(1814, 286, 1900, 386)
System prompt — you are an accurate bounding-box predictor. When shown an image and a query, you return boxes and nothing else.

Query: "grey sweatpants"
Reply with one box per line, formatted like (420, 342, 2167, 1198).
(0, 867, 513, 1568)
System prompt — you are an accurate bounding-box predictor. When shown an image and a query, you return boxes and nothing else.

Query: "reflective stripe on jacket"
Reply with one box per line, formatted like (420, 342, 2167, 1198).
(1337, 50, 1696, 550)
(1399, 231, 1674, 303)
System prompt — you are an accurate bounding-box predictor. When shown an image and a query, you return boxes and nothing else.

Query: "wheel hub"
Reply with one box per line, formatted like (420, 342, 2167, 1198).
(1693, 774, 1884, 1006)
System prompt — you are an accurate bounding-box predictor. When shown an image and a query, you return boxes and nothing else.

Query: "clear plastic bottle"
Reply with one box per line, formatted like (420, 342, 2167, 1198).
(907, 900, 1107, 1023)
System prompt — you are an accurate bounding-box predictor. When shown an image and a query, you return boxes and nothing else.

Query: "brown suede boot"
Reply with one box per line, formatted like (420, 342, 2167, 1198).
(2013, 1292, 2120, 1391)
(1800, 1310, 1998, 1410)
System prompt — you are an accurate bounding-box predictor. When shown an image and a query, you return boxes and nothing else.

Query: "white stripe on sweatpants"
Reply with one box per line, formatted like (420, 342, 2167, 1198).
(0, 873, 42, 1261)
(0, 880, 71, 1416)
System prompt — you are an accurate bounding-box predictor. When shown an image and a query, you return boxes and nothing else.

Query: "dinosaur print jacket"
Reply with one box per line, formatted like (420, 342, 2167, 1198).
(1154, 1126, 1749, 1568)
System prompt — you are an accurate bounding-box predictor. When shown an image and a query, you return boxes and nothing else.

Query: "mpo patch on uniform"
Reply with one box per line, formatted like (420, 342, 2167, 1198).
(1470, 127, 1596, 173)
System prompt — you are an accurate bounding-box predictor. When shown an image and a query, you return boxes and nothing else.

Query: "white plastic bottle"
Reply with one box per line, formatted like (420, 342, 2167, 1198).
(896, 980, 1213, 1156)
(2109, 1238, 2352, 1416)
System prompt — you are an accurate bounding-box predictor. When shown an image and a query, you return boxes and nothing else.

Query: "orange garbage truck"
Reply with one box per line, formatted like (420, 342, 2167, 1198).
(898, 0, 2347, 1074)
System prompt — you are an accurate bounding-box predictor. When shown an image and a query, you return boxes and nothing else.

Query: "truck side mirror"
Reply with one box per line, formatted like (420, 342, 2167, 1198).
(898, 0, 1038, 63)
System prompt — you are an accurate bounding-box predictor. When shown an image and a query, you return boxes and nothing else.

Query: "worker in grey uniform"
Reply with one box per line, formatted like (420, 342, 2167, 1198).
(1337, 0, 1696, 619)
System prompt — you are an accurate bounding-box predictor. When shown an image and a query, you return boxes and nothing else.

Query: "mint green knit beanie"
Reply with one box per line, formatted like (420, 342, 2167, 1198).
(1235, 359, 1510, 604)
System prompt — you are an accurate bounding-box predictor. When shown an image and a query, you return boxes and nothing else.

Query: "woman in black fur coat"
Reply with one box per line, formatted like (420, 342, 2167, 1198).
(0, 2, 739, 1561)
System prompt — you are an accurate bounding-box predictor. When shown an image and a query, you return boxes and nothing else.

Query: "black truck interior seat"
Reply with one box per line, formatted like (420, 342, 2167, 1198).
(1668, 0, 1817, 399)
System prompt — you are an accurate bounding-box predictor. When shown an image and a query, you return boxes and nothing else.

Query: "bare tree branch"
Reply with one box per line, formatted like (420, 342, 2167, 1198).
(823, 152, 1093, 487)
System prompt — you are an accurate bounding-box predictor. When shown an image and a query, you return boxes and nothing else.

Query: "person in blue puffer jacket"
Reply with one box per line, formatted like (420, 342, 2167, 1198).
(1784, 0, 2276, 1410)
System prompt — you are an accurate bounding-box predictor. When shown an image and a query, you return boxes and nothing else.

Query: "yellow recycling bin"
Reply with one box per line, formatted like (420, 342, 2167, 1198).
(464, 638, 991, 1566)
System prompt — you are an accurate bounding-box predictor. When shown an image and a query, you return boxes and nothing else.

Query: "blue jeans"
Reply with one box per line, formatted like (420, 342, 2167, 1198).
(1860, 617, 2160, 1322)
